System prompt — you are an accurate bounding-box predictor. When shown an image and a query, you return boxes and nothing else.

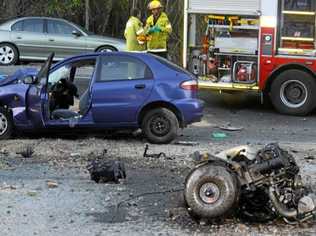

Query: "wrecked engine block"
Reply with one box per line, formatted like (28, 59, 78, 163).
(184, 143, 316, 224)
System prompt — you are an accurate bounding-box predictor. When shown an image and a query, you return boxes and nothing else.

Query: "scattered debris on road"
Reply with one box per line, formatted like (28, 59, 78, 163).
(47, 180, 59, 188)
(219, 124, 244, 132)
(0, 183, 17, 191)
(27, 191, 37, 197)
(212, 132, 228, 139)
(174, 141, 199, 146)
(87, 159, 126, 183)
(184, 143, 316, 224)
(304, 156, 315, 161)
(70, 153, 81, 157)
(16, 145, 34, 158)
(143, 144, 166, 159)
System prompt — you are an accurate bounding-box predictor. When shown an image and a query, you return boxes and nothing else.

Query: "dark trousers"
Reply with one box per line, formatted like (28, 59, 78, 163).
(149, 51, 168, 59)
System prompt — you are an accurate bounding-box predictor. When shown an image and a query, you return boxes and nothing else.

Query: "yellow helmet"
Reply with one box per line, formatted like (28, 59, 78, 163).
(148, 0, 162, 10)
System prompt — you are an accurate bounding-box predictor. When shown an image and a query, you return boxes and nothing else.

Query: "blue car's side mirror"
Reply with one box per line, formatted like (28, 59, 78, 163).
(23, 76, 36, 84)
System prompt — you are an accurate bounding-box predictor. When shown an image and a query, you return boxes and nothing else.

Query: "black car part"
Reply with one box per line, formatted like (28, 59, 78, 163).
(16, 145, 34, 158)
(143, 144, 166, 159)
(87, 159, 126, 183)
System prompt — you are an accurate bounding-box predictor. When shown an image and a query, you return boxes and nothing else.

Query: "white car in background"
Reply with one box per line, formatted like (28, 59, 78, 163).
(0, 17, 126, 65)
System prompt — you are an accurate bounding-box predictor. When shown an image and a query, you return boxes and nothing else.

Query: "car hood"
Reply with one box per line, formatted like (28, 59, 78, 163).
(0, 68, 38, 86)
(85, 34, 126, 51)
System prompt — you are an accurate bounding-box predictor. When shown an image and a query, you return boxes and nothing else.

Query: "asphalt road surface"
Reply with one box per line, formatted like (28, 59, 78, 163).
(0, 65, 316, 235)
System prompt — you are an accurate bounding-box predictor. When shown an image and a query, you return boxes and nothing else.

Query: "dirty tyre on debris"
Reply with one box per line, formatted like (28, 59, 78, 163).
(184, 164, 239, 219)
(0, 107, 13, 139)
(142, 108, 179, 144)
(270, 69, 316, 115)
(0, 43, 18, 65)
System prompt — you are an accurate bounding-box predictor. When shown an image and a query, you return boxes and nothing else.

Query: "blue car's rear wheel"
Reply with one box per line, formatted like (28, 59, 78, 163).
(142, 108, 179, 144)
(0, 107, 13, 139)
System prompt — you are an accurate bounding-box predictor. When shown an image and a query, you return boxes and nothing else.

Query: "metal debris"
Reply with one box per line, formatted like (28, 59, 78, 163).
(16, 145, 34, 158)
(219, 125, 244, 132)
(174, 141, 199, 146)
(185, 143, 316, 224)
(87, 160, 126, 183)
(143, 144, 166, 159)
(47, 180, 59, 188)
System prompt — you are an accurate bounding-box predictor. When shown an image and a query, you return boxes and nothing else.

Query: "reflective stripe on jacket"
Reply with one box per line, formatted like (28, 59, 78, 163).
(124, 16, 146, 52)
(145, 12, 172, 52)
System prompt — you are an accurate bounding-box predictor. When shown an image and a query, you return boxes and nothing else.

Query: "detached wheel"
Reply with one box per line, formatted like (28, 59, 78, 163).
(0, 43, 18, 65)
(142, 108, 179, 144)
(184, 164, 239, 219)
(0, 107, 13, 139)
(270, 70, 316, 115)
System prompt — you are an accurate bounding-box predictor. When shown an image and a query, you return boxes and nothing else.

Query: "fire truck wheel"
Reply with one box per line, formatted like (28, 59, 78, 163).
(184, 164, 239, 219)
(270, 70, 316, 115)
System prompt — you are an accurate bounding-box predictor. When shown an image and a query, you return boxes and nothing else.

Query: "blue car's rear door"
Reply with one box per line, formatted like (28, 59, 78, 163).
(91, 55, 153, 125)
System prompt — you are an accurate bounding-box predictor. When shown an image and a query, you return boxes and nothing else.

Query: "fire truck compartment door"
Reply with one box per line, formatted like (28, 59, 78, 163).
(188, 0, 260, 15)
(215, 37, 258, 54)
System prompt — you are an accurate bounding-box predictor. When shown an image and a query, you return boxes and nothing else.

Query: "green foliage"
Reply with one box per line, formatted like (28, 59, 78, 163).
(48, 0, 83, 16)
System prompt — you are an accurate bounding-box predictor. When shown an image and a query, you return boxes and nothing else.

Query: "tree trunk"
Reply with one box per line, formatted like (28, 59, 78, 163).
(85, 0, 90, 30)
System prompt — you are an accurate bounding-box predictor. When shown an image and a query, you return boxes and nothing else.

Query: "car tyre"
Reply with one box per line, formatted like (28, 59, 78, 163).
(142, 108, 179, 144)
(96, 45, 117, 52)
(270, 70, 316, 115)
(184, 164, 239, 219)
(0, 43, 18, 65)
(0, 107, 13, 139)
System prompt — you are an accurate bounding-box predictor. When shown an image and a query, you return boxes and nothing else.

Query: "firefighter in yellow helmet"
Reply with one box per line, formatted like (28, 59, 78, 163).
(124, 8, 146, 52)
(145, 0, 172, 58)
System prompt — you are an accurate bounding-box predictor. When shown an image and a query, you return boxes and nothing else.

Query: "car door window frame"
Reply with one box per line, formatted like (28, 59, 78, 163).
(46, 19, 79, 36)
(48, 56, 97, 90)
(96, 55, 153, 83)
(11, 20, 23, 32)
(21, 19, 45, 33)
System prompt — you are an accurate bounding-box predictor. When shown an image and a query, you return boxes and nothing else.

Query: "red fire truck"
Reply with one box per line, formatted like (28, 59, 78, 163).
(183, 0, 316, 115)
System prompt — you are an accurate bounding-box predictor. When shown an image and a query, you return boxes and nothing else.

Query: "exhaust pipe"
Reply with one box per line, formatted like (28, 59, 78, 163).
(269, 187, 298, 219)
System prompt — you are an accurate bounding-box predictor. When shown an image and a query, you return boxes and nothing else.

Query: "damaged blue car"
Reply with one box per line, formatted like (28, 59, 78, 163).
(0, 52, 203, 143)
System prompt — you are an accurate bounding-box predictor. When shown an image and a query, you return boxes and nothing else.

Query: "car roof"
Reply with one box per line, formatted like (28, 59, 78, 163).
(0, 17, 74, 30)
(8, 16, 72, 23)
(52, 52, 153, 67)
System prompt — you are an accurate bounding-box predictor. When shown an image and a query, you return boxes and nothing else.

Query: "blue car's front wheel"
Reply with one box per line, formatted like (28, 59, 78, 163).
(142, 108, 179, 144)
(0, 107, 13, 139)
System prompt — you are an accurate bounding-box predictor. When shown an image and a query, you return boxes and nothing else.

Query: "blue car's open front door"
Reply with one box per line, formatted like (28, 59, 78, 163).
(26, 53, 54, 128)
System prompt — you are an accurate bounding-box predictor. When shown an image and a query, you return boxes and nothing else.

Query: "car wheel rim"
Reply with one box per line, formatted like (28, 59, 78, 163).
(199, 182, 220, 204)
(100, 48, 113, 52)
(0, 112, 8, 135)
(0, 46, 15, 64)
(280, 80, 308, 109)
(150, 116, 170, 137)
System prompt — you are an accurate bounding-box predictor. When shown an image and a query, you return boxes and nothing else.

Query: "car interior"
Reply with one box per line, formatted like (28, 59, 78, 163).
(47, 59, 96, 120)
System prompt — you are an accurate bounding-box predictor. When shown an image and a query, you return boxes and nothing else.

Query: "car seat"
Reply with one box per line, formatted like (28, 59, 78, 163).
(51, 89, 90, 119)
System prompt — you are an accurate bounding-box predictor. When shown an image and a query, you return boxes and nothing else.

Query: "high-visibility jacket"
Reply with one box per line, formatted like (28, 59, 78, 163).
(145, 12, 172, 52)
(124, 16, 146, 52)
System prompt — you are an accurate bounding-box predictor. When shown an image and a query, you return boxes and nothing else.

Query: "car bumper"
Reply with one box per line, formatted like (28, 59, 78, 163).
(173, 99, 204, 126)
